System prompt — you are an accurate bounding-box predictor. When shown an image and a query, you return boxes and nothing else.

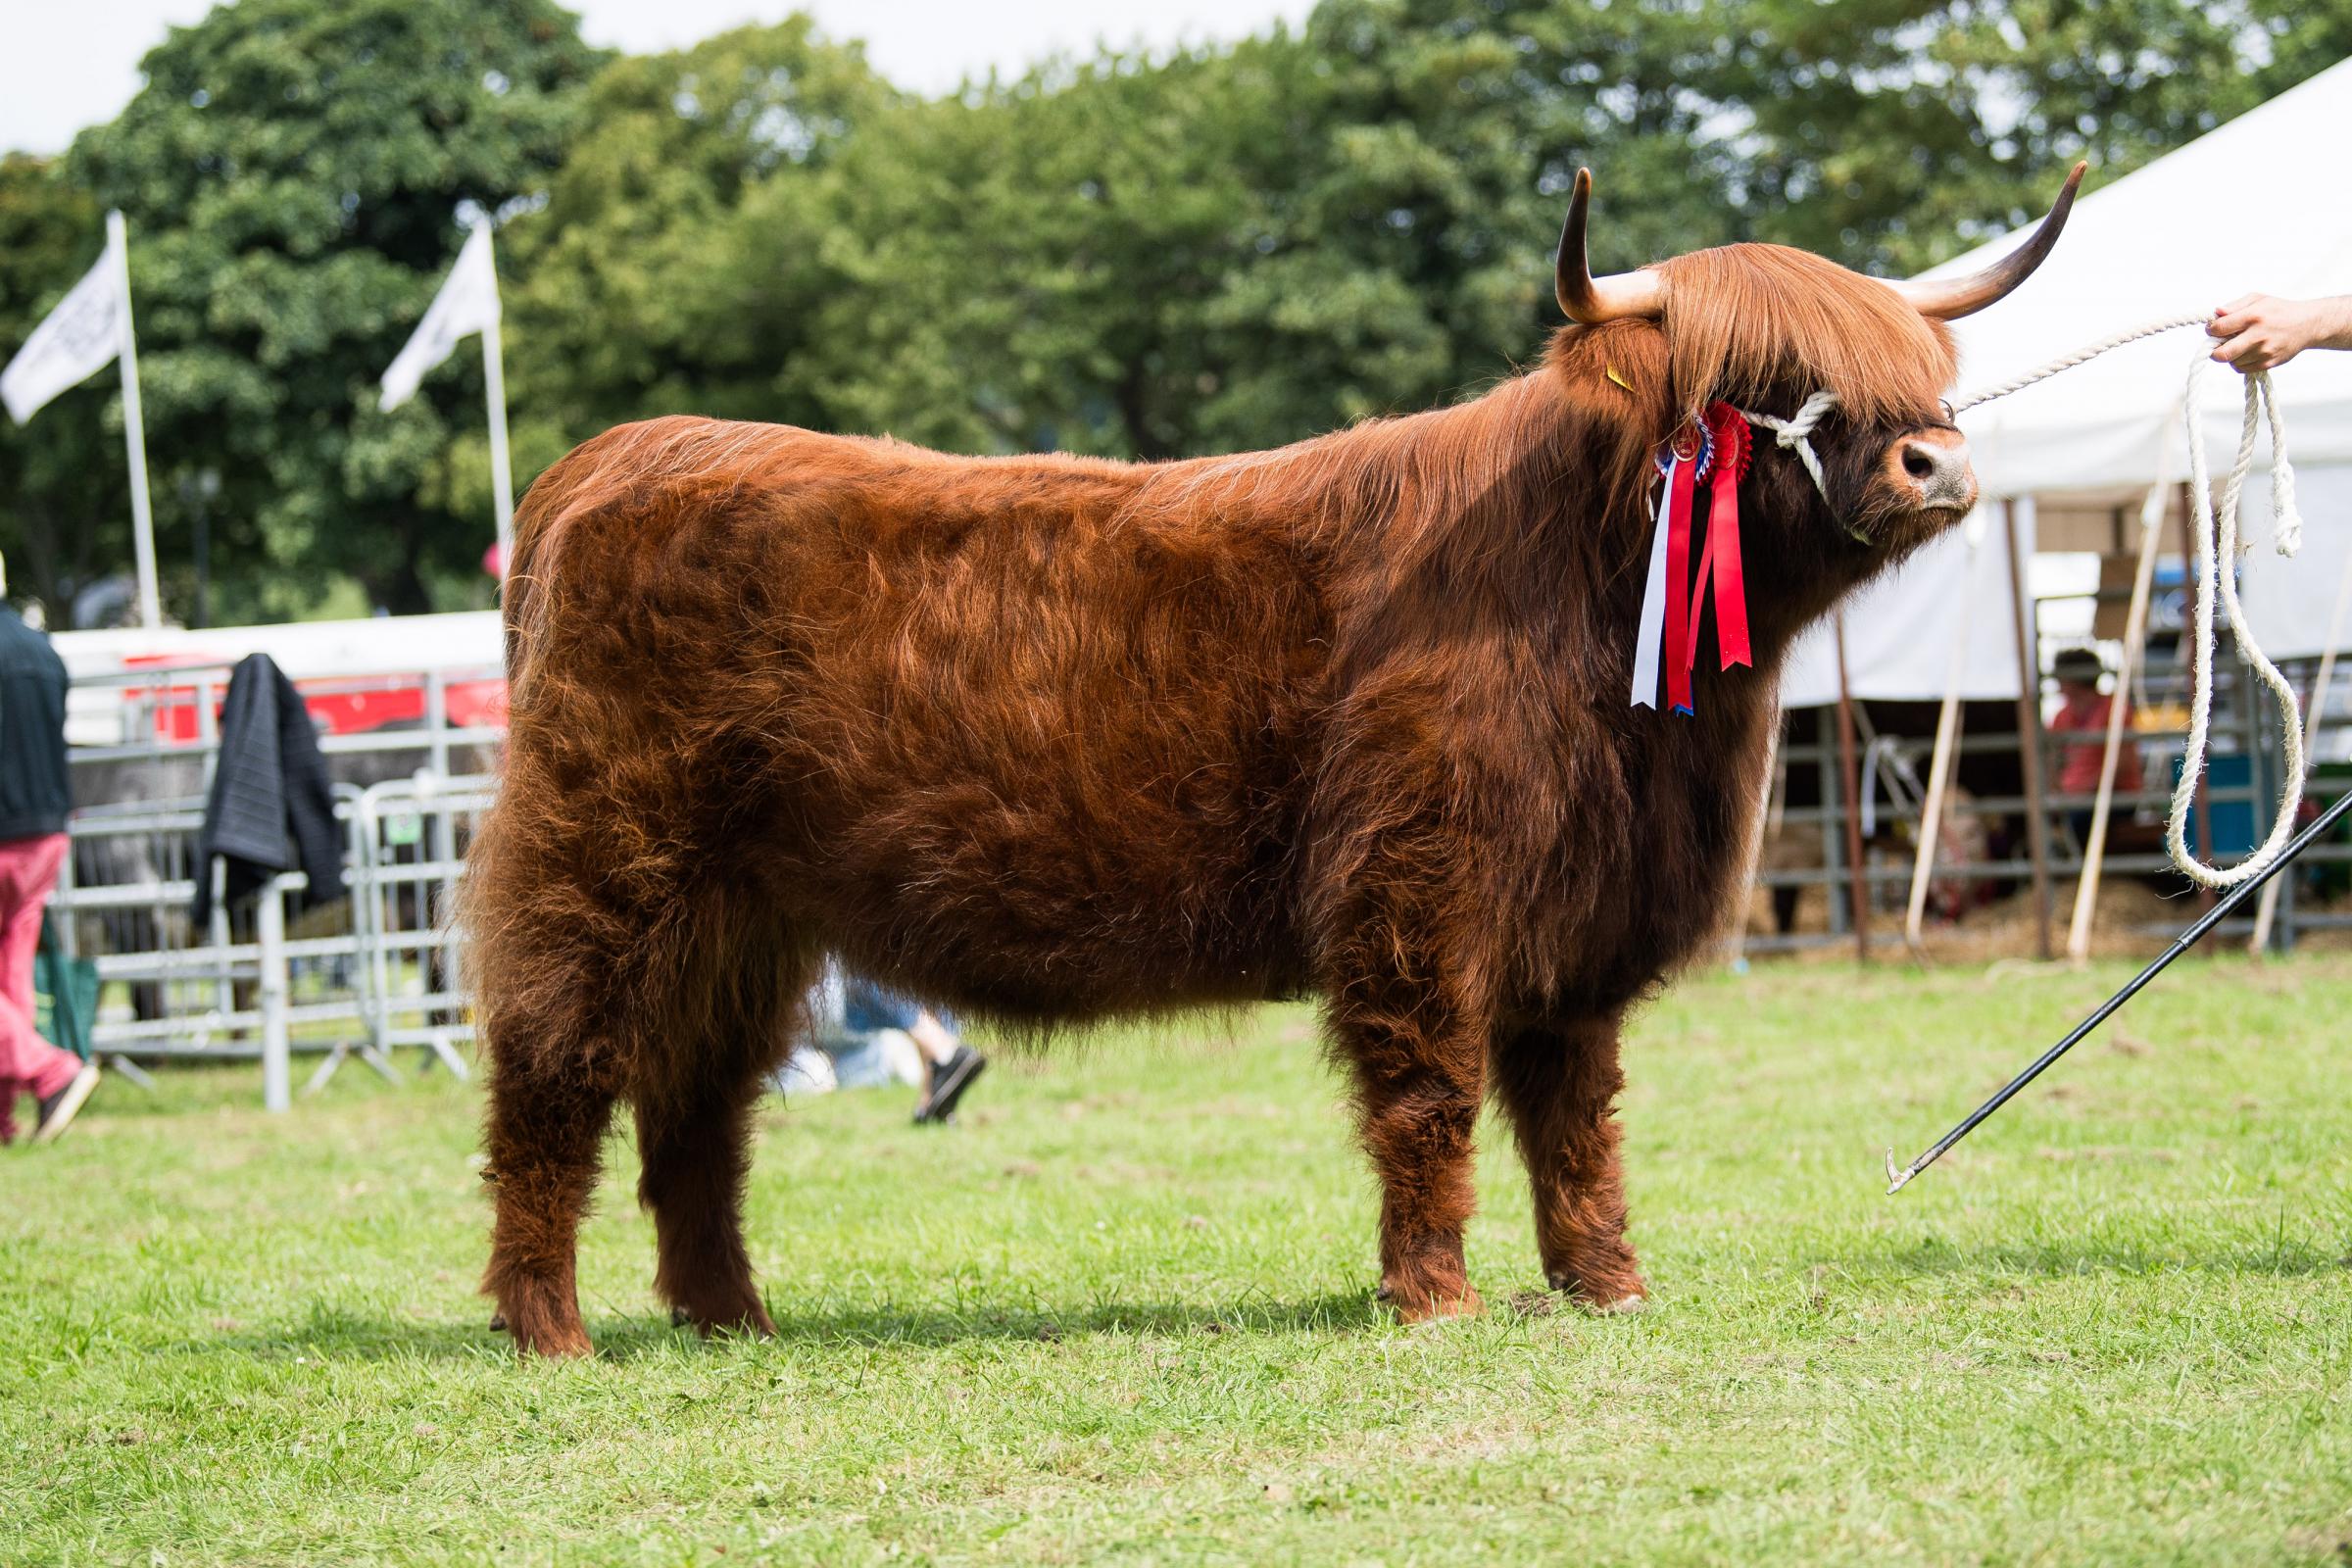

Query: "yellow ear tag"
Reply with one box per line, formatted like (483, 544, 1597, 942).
(1605, 365, 1634, 393)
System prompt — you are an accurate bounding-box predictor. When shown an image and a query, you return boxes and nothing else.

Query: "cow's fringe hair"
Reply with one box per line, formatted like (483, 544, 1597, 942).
(1654, 244, 1960, 424)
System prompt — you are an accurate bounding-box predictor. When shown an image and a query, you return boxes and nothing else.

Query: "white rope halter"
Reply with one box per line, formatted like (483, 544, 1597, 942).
(1734, 389, 1884, 544)
(1734, 315, 2234, 513)
(1738, 388, 1842, 503)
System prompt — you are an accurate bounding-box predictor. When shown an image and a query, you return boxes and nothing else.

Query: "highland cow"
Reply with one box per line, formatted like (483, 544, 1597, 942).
(466, 167, 2082, 1355)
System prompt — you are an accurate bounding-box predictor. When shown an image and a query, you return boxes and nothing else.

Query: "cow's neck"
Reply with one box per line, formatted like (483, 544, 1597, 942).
(1239, 360, 1891, 717)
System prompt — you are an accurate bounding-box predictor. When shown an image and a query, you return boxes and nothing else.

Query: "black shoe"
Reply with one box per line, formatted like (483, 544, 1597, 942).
(33, 1063, 100, 1146)
(913, 1046, 986, 1125)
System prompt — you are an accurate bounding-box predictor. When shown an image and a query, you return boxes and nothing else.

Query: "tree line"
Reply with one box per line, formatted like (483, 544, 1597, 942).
(1, 0, 2344, 626)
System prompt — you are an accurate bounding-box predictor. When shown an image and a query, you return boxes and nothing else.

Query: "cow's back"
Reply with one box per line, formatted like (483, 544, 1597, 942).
(503, 416, 1334, 1022)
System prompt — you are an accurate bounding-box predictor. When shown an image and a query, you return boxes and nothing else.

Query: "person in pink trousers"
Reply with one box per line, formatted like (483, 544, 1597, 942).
(0, 554, 96, 1145)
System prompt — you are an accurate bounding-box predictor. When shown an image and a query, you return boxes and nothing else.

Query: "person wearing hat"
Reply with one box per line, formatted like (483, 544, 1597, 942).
(2047, 646, 2143, 847)
(0, 552, 98, 1144)
(2208, 295, 2352, 372)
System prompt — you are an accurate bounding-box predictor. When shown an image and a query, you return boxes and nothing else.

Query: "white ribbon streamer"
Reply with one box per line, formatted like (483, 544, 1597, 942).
(1629, 460, 1677, 708)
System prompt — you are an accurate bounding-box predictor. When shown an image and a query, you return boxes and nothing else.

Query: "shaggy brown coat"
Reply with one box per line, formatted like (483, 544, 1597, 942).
(466, 242, 1970, 1356)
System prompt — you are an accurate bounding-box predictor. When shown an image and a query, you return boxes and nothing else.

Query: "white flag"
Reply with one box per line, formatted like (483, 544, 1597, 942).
(379, 222, 501, 412)
(2, 229, 126, 425)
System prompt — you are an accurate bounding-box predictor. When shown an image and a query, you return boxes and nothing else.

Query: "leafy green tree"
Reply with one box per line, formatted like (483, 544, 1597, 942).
(794, 0, 2352, 459)
(1717, 0, 2352, 272)
(63, 0, 605, 618)
(1182, 0, 1741, 448)
(0, 155, 115, 625)
(748, 1, 1744, 462)
(749, 47, 1307, 459)
(496, 17, 892, 486)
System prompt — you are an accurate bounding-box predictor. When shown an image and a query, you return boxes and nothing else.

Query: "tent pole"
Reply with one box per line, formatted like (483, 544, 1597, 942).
(1904, 675, 1965, 954)
(2005, 500, 2054, 960)
(1817, 707, 1846, 936)
(2067, 478, 2166, 962)
(1835, 612, 1871, 959)
(1905, 527, 1981, 950)
(2248, 541, 2352, 952)
(1726, 715, 1781, 969)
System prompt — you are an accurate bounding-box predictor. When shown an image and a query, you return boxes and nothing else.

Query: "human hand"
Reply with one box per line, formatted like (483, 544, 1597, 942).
(2207, 293, 2351, 372)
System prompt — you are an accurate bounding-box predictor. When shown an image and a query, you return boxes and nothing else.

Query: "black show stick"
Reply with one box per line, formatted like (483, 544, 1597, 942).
(1885, 783, 2352, 1195)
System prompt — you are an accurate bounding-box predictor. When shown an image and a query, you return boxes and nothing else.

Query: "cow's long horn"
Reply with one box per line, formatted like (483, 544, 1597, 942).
(1555, 168, 1664, 323)
(1887, 162, 2087, 320)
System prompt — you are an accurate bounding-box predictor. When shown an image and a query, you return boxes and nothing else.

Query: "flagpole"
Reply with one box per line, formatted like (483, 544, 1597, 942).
(108, 210, 161, 630)
(479, 225, 514, 576)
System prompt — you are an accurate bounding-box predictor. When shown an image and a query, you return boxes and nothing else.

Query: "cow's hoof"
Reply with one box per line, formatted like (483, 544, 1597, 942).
(491, 1281, 593, 1358)
(1546, 1269, 1649, 1316)
(708, 1316, 778, 1343)
(511, 1322, 594, 1359)
(1379, 1282, 1484, 1325)
(521, 1336, 594, 1360)
(675, 1301, 778, 1341)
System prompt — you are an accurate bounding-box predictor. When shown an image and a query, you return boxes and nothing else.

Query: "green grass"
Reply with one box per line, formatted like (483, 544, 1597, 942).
(8, 956, 2352, 1565)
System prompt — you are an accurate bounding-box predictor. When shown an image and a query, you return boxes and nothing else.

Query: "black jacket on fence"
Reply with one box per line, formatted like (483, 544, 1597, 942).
(192, 653, 346, 922)
(0, 609, 71, 845)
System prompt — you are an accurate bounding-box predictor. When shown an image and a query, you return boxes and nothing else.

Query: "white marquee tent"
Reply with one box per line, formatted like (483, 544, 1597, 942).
(1782, 53, 2352, 708)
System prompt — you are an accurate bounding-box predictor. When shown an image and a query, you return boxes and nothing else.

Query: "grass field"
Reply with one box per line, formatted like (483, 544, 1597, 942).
(7, 954, 2352, 1565)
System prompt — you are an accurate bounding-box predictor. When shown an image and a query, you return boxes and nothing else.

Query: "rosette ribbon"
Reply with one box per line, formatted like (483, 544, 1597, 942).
(1629, 401, 1753, 713)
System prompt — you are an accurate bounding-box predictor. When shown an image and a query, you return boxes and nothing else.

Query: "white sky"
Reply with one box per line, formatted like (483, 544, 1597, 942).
(0, 0, 1318, 157)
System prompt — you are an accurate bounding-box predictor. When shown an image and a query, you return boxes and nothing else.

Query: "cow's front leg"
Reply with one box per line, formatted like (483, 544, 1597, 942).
(1492, 1013, 1646, 1312)
(1328, 975, 1489, 1324)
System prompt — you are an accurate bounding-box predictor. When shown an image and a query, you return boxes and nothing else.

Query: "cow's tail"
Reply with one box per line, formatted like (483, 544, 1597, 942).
(460, 435, 607, 1102)
(497, 438, 599, 706)
(451, 434, 592, 1010)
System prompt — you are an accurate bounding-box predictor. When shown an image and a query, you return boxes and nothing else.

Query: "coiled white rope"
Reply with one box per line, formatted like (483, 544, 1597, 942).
(1951, 318, 2306, 889)
(2167, 354, 2304, 887)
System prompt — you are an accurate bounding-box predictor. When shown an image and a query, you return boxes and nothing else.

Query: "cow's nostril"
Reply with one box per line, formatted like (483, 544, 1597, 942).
(1902, 447, 1937, 481)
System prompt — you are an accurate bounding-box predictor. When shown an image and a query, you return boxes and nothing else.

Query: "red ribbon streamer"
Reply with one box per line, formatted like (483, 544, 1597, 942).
(1647, 406, 1752, 717)
(1704, 403, 1752, 670)
(1683, 517, 1716, 675)
(1662, 449, 1698, 715)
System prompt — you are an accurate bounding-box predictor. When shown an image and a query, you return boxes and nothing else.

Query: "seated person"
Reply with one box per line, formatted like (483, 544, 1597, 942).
(780, 960, 987, 1124)
(2047, 646, 2143, 847)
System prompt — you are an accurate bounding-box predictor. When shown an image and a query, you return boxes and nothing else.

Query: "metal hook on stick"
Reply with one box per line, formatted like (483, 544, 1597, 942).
(1885, 784, 2352, 1196)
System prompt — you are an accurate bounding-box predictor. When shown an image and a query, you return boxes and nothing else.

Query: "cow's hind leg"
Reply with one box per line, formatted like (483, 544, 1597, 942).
(480, 1014, 617, 1359)
(1326, 964, 1490, 1325)
(1491, 1013, 1646, 1312)
(470, 801, 703, 1356)
(633, 943, 805, 1340)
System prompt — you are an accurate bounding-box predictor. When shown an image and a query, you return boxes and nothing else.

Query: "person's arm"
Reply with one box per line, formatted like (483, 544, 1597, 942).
(2208, 293, 2352, 372)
